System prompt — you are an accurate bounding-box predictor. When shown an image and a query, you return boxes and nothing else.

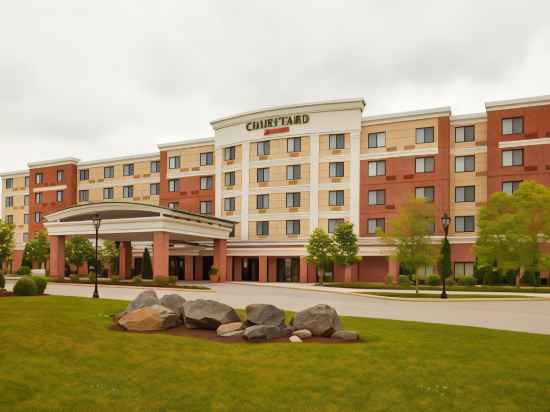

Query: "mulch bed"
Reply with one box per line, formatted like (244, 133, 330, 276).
(0, 289, 14, 298)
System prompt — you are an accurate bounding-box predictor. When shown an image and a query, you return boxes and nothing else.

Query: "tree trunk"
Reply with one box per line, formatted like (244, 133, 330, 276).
(318, 267, 325, 286)
(516, 266, 524, 288)
(415, 271, 419, 294)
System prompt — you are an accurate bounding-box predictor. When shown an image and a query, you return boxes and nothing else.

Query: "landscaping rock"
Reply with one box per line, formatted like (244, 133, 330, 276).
(243, 325, 282, 341)
(292, 329, 313, 339)
(160, 294, 186, 317)
(245, 303, 285, 327)
(289, 335, 303, 343)
(220, 330, 245, 337)
(331, 330, 360, 341)
(216, 322, 243, 336)
(118, 305, 180, 331)
(183, 299, 240, 330)
(126, 290, 160, 313)
(290, 304, 342, 337)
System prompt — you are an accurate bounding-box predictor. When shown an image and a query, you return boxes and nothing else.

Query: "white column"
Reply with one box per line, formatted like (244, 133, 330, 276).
(240, 142, 250, 240)
(309, 133, 320, 233)
(350, 130, 361, 235)
(214, 148, 223, 217)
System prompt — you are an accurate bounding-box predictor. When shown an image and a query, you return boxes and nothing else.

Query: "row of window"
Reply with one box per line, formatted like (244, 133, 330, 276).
(79, 161, 162, 181)
(255, 218, 345, 236)
(366, 215, 475, 234)
(166, 200, 212, 215)
(33, 170, 64, 185)
(223, 190, 345, 212)
(367, 157, 435, 176)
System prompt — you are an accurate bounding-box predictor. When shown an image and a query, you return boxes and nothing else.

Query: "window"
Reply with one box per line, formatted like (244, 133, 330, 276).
(168, 179, 180, 192)
(455, 186, 475, 203)
(328, 218, 345, 234)
(286, 192, 301, 208)
(24, 195, 29, 206)
(368, 132, 386, 148)
(417, 265, 433, 277)
(368, 190, 385, 205)
(24, 214, 29, 224)
(256, 221, 269, 236)
(286, 220, 301, 235)
(24, 176, 29, 188)
(256, 194, 269, 209)
(502, 149, 523, 167)
(415, 157, 435, 173)
(224, 171, 235, 186)
(200, 152, 213, 166)
(224, 146, 236, 161)
(329, 190, 344, 206)
(34, 212, 41, 223)
(455, 125, 475, 143)
(502, 117, 523, 135)
(123, 185, 134, 199)
(123, 164, 134, 176)
(5, 215, 13, 225)
(168, 156, 180, 169)
(168, 202, 179, 209)
(368, 160, 386, 176)
(367, 218, 385, 234)
(5, 196, 13, 208)
(104, 166, 114, 178)
(416, 127, 434, 144)
(57, 169, 64, 182)
(287, 137, 301, 152)
(455, 155, 475, 172)
(35, 192, 42, 204)
(4, 178, 13, 189)
(200, 201, 212, 215)
(150, 183, 160, 196)
(329, 134, 345, 149)
(150, 160, 161, 173)
(257, 167, 269, 182)
(103, 187, 114, 200)
(502, 181, 521, 195)
(79, 169, 89, 181)
(329, 162, 344, 177)
(35, 173, 43, 184)
(224, 197, 235, 211)
(257, 141, 270, 156)
(79, 190, 89, 202)
(56, 190, 64, 203)
(287, 165, 301, 180)
(200, 176, 213, 190)
(455, 262, 474, 277)
(415, 186, 435, 202)
(23, 233, 29, 242)
(455, 216, 475, 232)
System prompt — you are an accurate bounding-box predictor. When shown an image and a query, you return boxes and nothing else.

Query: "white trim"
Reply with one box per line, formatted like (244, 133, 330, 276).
(249, 156, 310, 168)
(28, 157, 80, 168)
(0, 170, 28, 178)
(360, 147, 438, 161)
(362, 106, 451, 126)
(319, 211, 350, 218)
(33, 184, 67, 193)
(221, 189, 242, 197)
(157, 137, 214, 150)
(485, 94, 550, 111)
(318, 182, 350, 191)
(249, 184, 309, 195)
(78, 176, 160, 190)
(240, 141, 250, 240)
(214, 148, 223, 217)
(318, 154, 350, 163)
(451, 145, 487, 156)
(450, 112, 487, 123)
(309, 133, 320, 232)
(78, 153, 159, 168)
(221, 163, 242, 173)
(498, 137, 550, 149)
(249, 212, 310, 221)
(166, 169, 214, 179)
(349, 130, 360, 235)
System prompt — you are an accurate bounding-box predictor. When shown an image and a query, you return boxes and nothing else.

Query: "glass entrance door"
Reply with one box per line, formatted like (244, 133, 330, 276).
(277, 258, 300, 282)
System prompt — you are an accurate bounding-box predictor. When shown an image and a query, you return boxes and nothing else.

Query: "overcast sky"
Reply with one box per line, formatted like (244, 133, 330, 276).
(1, 0, 550, 173)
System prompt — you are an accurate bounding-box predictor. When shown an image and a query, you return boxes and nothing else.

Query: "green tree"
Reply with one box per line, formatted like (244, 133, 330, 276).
(438, 237, 452, 294)
(306, 228, 335, 285)
(381, 197, 435, 293)
(332, 221, 361, 279)
(99, 240, 119, 275)
(21, 242, 32, 268)
(141, 248, 153, 278)
(0, 219, 15, 272)
(26, 230, 50, 269)
(65, 236, 94, 274)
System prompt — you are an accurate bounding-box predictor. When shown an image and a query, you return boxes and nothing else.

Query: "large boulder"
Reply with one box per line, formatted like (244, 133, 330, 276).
(245, 304, 285, 327)
(126, 290, 160, 313)
(290, 304, 342, 337)
(160, 294, 186, 317)
(118, 305, 180, 331)
(183, 299, 240, 330)
(243, 325, 282, 341)
(331, 330, 360, 341)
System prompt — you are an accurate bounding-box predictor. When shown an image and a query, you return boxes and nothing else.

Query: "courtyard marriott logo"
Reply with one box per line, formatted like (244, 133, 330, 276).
(246, 114, 310, 131)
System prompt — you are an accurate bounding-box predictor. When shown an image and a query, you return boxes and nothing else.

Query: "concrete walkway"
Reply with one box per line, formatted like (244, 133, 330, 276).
(5, 279, 550, 335)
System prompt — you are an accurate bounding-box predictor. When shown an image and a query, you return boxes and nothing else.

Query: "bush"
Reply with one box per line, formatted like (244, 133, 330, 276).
(13, 276, 38, 296)
(0, 273, 5, 289)
(521, 271, 540, 286)
(70, 274, 80, 283)
(426, 275, 441, 286)
(155, 277, 169, 286)
(385, 275, 394, 286)
(459, 276, 477, 286)
(398, 275, 410, 286)
(16, 265, 31, 277)
(31, 276, 48, 295)
(168, 276, 177, 286)
(88, 272, 97, 284)
(111, 275, 120, 283)
(446, 277, 456, 287)
(132, 275, 143, 285)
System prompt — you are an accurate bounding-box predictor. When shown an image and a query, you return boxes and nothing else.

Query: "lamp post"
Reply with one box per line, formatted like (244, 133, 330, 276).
(92, 214, 101, 299)
(440, 213, 451, 299)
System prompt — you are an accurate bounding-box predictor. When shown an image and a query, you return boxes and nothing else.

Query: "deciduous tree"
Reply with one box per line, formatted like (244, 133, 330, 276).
(332, 221, 361, 280)
(65, 236, 94, 274)
(26, 230, 50, 269)
(0, 219, 15, 272)
(306, 228, 335, 285)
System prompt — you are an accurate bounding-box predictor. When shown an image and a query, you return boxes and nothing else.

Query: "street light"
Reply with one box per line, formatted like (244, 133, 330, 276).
(440, 213, 451, 299)
(92, 214, 101, 299)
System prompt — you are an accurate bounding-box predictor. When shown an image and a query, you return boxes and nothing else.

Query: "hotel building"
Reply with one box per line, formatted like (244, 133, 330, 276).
(2, 95, 550, 282)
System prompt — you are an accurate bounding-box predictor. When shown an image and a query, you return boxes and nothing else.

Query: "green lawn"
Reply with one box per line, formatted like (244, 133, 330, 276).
(1, 297, 550, 411)
(326, 282, 550, 293)
(361, 292, 538, 299)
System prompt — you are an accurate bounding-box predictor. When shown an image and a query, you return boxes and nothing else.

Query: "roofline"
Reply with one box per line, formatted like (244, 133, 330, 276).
(0, 169, 29, 178)
(28, 157, 80, 168)
(485, 94, 550, 111)
(362, 106, 451, 125)
(157, 137, 215, 150)
(78, 152, 160, 168)
(450, 112, 487, 122)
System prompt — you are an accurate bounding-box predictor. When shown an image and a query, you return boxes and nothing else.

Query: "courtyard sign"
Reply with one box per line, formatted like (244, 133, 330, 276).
(246, 114, 310, 131)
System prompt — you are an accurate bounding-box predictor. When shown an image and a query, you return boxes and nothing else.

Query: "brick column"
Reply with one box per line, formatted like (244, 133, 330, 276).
(226, 256, 233, 281)
(184, 256, 194, 281)
(344, 265, 353, 283)
(195, 256, 204, 280)
(213, 239, 227, 282)
(153, 232, 170, 279)
(233, 257, 242, 281)
(299, 256, 308, 283)
(388, 256, 400, 284)
(119, 241, 132, 279)
(268, 256, 277, 282)
(259, 255, 268, 282)
(49, 235, 65, 278)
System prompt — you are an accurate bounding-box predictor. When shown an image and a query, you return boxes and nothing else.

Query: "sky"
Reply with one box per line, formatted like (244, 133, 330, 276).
(1, 0, 550, 173)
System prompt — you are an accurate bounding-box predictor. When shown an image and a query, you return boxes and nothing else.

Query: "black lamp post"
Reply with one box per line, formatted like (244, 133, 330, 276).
(92, 214, 101, 299)
(441, 213, 451, 299)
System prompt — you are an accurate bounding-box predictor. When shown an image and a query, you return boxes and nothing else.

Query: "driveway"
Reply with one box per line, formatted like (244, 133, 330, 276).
(5, 279, 550, 335)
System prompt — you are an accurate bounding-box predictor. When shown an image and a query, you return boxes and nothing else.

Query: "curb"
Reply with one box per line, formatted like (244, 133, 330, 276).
(351, 292, 550, 302)
(26, 280, 215, 293)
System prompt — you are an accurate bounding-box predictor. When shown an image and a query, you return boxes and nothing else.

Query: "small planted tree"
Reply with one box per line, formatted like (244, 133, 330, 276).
(0, 219, 15, 273)
(26, 230, 50, 270)
(99, 240, 119, 275)
(65, 236, 94, 274)
(306, 228, 335, 285)
(438, 237, 452, 296)
(332, 221, 361, 281)
(21, 242, 32, 268)
(141, 248, 153, 279)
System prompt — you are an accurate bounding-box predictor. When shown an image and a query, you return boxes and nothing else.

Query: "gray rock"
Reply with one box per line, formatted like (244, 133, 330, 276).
(118, 304, 180, 331)
(126, 290, 160, 313)
(243, 324, 282, 341)
(183, 299, 240, 330)
(220, 330, 245, 337)
(290, 304, 342, 337)
(289, 335, 303, 343)
(160, 294, 186, 317)
(293, 329, 313, 339)
(331, 330, 360, 341)
(245, 303, 285, 327)
(216, 321, 243, 336)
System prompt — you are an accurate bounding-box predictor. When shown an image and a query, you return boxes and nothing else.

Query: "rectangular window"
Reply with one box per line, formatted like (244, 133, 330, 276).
(257, 167, 269, 182)
(103, 187, 114, 200)
(287, 165, 301, 180)
(256, 221, 269, 236)
(416, 127, 434, 144)
(502, 117, 523, 135)
(224, 171, 235, 186)
(286, 220, 301, 235)
(286, 192, 301, 208)
(5, 196, 13, 208)
(104, 166, 114, 178)
(56, 190, 64, 203)
(455, 186, 475, 203)
(200, 176, 213, 190)
(24, 176, 29, 188)
(455, 216, 475, 232)
(415, 157, 435, 173)
(502, 181, 521, 195)
(367, 218, 385, 234)
(168, 179, 180, 192)
(5, 215, 13, 224)
(56, 170, 64, 182)
(328, 218, 345, 234)
(5, 178, 13, 189)
(329, 134, 345, 149)
(256, 194, 269, 209)
(24, 214, 29, 224)
(454, 262, 475, 276)
(168, 156, 180, 169)
(79, 169, 89, 181)
(287, 137, 301, 152)
(455, 125, 475, 143)
(368, 160, 385, 176)
(455, 155, 475, 172)
(415, 186, 435, 202)
(329, 190, 345, 206)
(417, 265, 434, 277)
(168, 202, 179, 209)
(368, 132, 386, 148)
(502, 149, 523, 167)
(24, 195, 29, 206)
(200, 152, 213, 166)
(224, 146, 236, 161)
(35, 173, 43, 184)
(34, 212, 41, 223)
(224, 197, 235, 211)
(123, 163, 134, 176)
(150, 160, 161, 173)
(329, 162, 344, 177)
(368, 190, 385, 205)
(79, 190, 89, 202)
(150, 183, 160, 196)
(123, 185, 134, 199)
(23, 233, 29, 242)
(257, 141, 270, 156)
(35, 192, 42, 204)
(200, 201, 212, 215)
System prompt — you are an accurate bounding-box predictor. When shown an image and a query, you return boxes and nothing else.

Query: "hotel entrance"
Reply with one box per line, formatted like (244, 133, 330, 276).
(169, 256, 185, 280)
(241, 257, 259, 281)
(277, 257, 300, 282)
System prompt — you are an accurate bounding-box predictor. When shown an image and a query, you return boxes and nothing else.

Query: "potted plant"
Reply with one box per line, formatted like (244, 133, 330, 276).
(209, 266, 220, 283)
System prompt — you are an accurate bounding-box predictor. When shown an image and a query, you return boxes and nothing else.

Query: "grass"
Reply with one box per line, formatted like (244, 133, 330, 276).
(361, 292, 539, 299)
(1, 296, 550, 411)
(326, 282, 550, 293)
(45, 277, 210, 290)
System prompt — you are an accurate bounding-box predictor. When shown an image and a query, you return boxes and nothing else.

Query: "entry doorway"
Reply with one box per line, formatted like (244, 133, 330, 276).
(277, 257, 300, 282)
(169, 256, 185, 280)
(241, 257, 259, 281)
(202, 256, 213, 280)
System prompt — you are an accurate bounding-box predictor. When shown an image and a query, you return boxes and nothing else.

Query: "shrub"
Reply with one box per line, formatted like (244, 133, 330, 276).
(13, 276, 38, 296)
(111, 275, 120, 283)
(88, 272, 97, 283)
(462, 276, 477, 286)
(446, 277, 456, 287)
(31, 276, 48, 295)
(155, 277, 169, 286)
(16, 265, 31, 277)
(168, 276, 177, 286)
(426, 275, 441, 286)
(0, 273, 5, 289)
(521, 271, 540, 286)
(398, 275, 410, 286)
(385, 275, 394, 286)
(70, 274, 80, 283)
(132, 275, 143, 285)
